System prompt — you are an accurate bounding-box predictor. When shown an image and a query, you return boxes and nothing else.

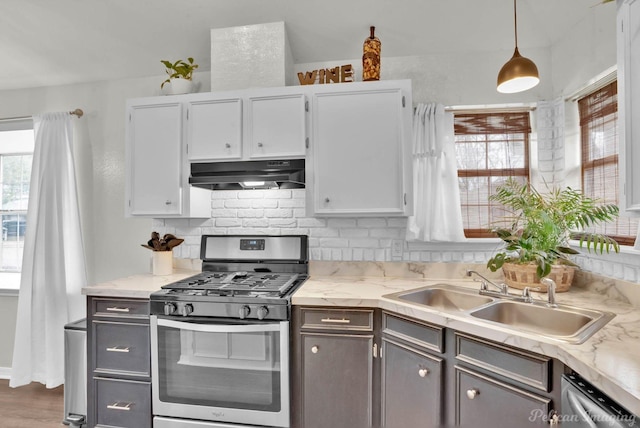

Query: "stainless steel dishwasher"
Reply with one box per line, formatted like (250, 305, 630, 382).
(64, 318, 87, 427)
(561, 373, 638, 427)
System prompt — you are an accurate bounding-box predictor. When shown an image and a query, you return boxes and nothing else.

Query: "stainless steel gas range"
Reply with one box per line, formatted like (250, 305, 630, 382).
(149, 235, 308, 428)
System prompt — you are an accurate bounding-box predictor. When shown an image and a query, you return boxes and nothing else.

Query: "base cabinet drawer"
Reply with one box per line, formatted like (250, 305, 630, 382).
(95, 377, 151, 428)
(455, 366, 551, 428)
(94, 321, 150, 376)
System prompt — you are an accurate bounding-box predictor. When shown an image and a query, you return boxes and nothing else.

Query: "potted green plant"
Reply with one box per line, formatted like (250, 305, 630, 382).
(160, 57, 198, 94)
(486, 179, 620, 292)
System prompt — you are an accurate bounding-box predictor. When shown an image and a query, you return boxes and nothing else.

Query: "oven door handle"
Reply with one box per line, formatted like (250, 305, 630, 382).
(156, 317, 284, 333)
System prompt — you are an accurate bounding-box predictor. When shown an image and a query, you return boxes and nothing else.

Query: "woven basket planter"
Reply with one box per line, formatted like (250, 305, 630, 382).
(502, 262, 576, 293)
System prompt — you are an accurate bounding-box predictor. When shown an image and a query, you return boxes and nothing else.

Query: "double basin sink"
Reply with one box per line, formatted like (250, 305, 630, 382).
(384, 283, 615, 344)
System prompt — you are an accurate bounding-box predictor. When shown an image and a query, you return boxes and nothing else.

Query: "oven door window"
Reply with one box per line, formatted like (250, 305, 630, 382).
(155, 318, 284, 412)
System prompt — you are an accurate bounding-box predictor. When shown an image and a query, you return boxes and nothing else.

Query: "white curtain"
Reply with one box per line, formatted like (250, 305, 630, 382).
(10, 112, 87, 388)
(406, 103, 466, 242)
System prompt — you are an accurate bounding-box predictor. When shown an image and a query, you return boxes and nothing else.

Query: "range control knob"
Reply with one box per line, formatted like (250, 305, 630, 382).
(257, 306, 269, 320)
(180, 303, 194, 317)
(239, 305, 251, 319)
(164, 302, 177, 316)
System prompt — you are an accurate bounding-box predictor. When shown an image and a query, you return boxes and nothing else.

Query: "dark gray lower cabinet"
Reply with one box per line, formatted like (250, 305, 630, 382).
(87, 297, 151, 428)
(381, 338, 443, 428)
(301, 333, 374, 428)
(293, 306, 562, 428)
(293, 307, 378, 428)
(455, 366, 551, 427)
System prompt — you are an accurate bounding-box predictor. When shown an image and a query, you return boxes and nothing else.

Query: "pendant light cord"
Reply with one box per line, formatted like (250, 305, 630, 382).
(513, 0, 518, 49)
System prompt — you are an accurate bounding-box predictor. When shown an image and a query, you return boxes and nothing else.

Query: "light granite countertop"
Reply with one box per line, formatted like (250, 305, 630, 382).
(81, 260, 640, 415)
(81, 269, 200, 298)
(293, 275, 640, 416)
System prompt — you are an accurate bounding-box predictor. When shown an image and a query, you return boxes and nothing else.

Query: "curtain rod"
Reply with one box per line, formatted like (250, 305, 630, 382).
(0, 108, 84, 123)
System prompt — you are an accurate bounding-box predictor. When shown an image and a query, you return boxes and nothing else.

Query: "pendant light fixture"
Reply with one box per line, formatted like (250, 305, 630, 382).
(497, 0, 539, 93)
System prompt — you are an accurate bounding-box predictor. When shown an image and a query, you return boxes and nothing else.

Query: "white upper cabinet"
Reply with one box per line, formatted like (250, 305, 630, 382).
(247, 92, 307, 159)
(186, 96, 243, 161)
(308, 80, 413, 216)
(125, 97, 210, 218)
(185, 87, 307, 162)
(618, 0, 640, 215)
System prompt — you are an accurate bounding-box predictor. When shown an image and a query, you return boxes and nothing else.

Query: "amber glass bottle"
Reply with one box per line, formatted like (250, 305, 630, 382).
(362, 26, 381, 81)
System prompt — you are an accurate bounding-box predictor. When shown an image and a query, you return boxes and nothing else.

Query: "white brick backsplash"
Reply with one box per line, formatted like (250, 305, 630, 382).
(225, 199, 252, 208)
(370, 228, 403, 238)
(242, 218, 269, 228)
(298, 218, 327, 228)
(252, 199, 279, 209)
(357, 218, 387, 228)
(264, 208, 293, 218)
(350, 238, 380, 248)
(237, 209, 265, 218)
(151, 177, 640, 284)
(265, 190, 292, 199)
(269, 219, 297, 228)
(340, 228, 370, 238)
(327, 218, 357, 228)
(215, 218, 243, 227)
(319, 238, 350, 247)
(211, 209, 237, 218)
(238, 190, 266, 199)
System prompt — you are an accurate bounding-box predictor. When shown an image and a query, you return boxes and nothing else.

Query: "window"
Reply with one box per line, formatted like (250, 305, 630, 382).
(454, 112, 531, 238)
(579, 81, 638, 246)
(0, 118, 34, 290)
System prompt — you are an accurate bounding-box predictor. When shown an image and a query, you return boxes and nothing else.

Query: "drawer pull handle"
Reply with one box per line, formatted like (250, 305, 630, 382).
(311, 345, 319, 354)
(320, 318, 351, 324)
(105, 307, 130, 313)
(418, 368, 429, 378)
(107, 402, 133, 411)
(466, 388, 479, 400)
(106, 346, 130, 353)
(225, 143, 231, 148)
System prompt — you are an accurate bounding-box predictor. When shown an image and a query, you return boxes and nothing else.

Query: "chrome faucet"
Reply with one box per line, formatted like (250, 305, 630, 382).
(540, 278, 558, 308)
(466, 270, 508, 295)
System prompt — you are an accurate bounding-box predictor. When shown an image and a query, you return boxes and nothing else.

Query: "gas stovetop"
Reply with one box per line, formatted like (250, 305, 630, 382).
(150, 235, 309, 321)
(161, 271, 302, 296)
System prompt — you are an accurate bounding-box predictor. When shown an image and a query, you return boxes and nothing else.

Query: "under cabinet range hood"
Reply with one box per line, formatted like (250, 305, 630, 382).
(189, 159, 305, 190)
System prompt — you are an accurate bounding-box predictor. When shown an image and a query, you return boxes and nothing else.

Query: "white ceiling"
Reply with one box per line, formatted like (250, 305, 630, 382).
(0, 0, 615, 91)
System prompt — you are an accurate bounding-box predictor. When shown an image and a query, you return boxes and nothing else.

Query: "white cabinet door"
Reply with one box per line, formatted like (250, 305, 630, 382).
(247, 93, 307, 159)
(618, 0, 640, 214)
(186, 97, 242, 161)
(310, 81, 412, 216)
(127, 102, 182, 216)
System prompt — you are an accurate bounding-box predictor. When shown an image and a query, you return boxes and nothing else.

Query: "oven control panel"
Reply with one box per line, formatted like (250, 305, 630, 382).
(240, 238, 265, 251)
(151, 297, 288, 321)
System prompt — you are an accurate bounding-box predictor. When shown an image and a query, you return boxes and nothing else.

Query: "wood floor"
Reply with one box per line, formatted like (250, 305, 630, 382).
(0, 379, 65, 427)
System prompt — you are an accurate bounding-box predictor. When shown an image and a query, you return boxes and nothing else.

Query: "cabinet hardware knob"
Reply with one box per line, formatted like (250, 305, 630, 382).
(258, 142, 263, 147)
(466, 388, 479, 400)
(106, 346, 130, 353)
(418, 368, 429, 378)
(165, 200, 172, 205)
(324, 197, 330, 203)
(225, 143, 231, 148)
(311, 345, 319, 354)
(107, 402, 133, 411)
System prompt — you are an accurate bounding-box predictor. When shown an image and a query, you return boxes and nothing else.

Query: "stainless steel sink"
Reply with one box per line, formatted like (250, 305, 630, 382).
(386, 284, 495, 312)
(469, 300, 615, 344)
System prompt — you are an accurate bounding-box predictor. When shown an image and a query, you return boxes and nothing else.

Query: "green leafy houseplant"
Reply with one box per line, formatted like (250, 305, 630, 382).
(486, 179, 620, 279)
(160, 57, 198, 89)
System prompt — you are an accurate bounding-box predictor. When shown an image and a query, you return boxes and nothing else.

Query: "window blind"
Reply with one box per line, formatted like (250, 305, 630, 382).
(579, 81, 638, 246)
(454, 112, 530, 238)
